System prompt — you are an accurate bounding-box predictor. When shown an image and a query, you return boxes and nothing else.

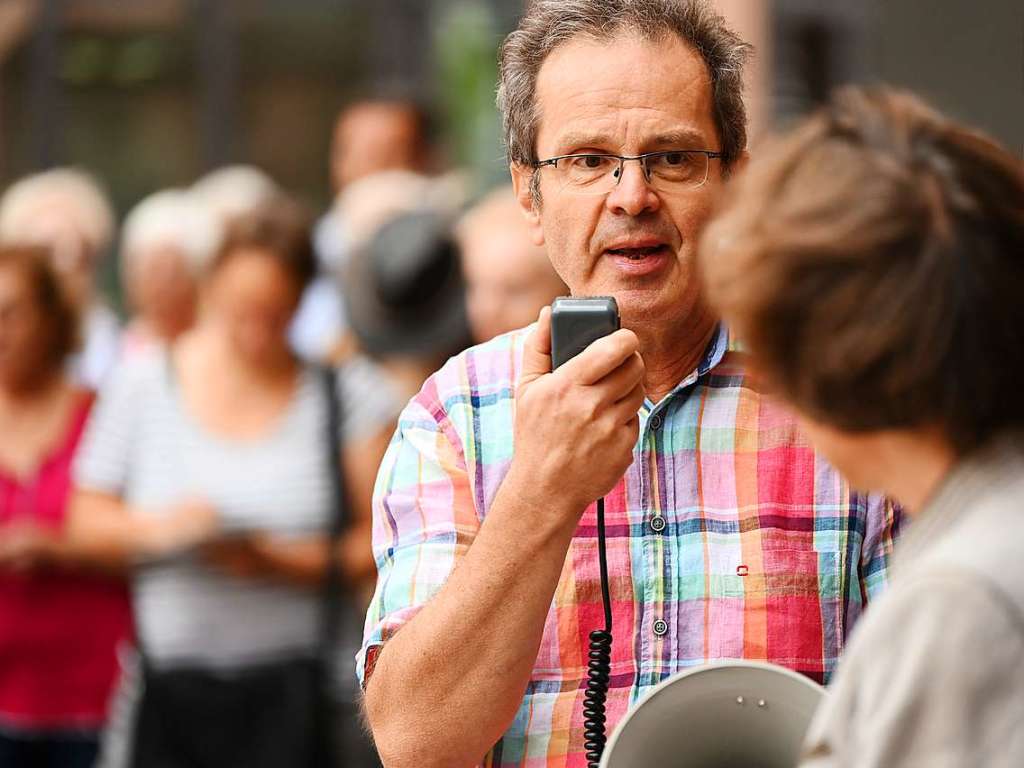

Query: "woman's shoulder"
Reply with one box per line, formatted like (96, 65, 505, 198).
(95, 347, 171, 406)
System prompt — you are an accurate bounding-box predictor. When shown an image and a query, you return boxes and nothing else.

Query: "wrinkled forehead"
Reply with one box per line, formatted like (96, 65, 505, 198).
(533, 31, 718, 156)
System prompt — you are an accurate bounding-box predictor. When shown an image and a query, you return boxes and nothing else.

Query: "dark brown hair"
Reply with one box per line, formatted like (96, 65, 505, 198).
(498, 0, 752, 170)
(0, 245, 80, 367)
(211, 196, 316, 292)
(700, 86, 1024, 455)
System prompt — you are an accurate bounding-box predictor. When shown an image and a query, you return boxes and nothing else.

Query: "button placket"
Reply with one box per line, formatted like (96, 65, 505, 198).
(644, 423, 669, 666)
(648, 409, 666, 534)
(638, 415, 658, 676)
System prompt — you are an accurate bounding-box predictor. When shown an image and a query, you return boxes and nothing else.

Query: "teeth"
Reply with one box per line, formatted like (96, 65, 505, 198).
(610, 246, 661, 259)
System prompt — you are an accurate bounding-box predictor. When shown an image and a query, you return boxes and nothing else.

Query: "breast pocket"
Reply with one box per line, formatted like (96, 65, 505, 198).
(746, 547, 842, 675)
(531, 510, 633, 683)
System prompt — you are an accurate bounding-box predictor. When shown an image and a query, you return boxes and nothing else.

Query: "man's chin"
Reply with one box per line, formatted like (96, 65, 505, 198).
(605, 287, 681, 327)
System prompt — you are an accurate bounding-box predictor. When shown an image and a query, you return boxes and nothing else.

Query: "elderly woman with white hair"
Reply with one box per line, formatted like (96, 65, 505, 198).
(118, 190, 222, 359)
(0, 168, 120, 389)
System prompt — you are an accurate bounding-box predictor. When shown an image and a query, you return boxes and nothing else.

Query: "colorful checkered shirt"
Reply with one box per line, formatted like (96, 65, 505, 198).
(359, 324, 901, 767)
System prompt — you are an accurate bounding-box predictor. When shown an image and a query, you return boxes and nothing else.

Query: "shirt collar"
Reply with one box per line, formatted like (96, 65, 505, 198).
(645, 323, 731, 410)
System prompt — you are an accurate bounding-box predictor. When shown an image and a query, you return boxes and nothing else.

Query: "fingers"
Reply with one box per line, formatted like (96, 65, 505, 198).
(560, 329, 641, 386)
(609, 380, 647, 425)
(521, 306, 553, 380)
(161, 500, 222, 554)
(592, 351, 645, 404)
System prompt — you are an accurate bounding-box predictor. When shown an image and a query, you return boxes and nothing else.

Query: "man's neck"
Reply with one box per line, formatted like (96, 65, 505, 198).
(633, 306, 718, 404)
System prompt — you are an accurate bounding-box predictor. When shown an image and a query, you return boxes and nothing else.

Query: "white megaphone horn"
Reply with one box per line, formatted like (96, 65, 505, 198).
(600, 660, 826, 768)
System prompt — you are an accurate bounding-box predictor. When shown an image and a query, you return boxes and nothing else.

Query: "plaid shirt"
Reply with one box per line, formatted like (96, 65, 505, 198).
(359, 324, 901, 767)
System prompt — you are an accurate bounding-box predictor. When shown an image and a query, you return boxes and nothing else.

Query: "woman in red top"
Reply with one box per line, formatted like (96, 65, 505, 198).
(0, 245, 132, 767)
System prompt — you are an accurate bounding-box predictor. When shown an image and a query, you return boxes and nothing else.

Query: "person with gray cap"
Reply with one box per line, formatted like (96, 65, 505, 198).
(343, 209, 472, 401)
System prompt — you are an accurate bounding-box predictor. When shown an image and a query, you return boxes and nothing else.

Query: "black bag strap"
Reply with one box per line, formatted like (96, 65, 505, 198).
(320, 365, 349, 657)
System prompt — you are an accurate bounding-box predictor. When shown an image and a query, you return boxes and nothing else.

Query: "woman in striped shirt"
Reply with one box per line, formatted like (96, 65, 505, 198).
(68, 198, 400, 767)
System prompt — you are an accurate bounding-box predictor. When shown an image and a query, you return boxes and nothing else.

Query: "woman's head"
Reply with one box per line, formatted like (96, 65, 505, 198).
(0, 245, 79, 392)
(700, 86, 1024, 466)
(203, 197, 315, 366)
(0, 169, 115, 308)
(121, 189, 222, 342)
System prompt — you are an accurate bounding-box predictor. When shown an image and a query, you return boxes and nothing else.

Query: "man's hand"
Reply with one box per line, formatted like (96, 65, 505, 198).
(509, 306, 645, 518)
(364, 308, 646, 768)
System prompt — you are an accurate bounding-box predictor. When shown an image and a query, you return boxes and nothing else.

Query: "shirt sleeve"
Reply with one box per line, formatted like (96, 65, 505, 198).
(355, 384, 481, 687)
(858, 495, 903, 603)
(801, 571, 1024, 768)
(73, 355, 152, 495)
(336, 354, 404, 445)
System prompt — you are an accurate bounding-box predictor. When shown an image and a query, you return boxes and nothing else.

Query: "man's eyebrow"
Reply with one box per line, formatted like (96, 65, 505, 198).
(648, 129, 707, 148)
(552, 132, 615, 153)
(551, 128, 711, 154)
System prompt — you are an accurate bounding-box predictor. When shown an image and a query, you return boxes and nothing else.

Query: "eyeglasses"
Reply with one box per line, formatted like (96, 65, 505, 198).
(533, 149, 723, 196)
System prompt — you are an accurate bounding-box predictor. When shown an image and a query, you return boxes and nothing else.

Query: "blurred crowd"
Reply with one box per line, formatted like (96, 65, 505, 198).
(0, 97, 565, 768)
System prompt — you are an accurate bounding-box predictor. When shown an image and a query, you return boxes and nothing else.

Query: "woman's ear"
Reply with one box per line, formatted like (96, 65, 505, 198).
(510, 163, 545, 247)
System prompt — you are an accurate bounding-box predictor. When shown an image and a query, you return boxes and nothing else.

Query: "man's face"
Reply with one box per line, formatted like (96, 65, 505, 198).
(512, 33, 725, 330)
(332, 104, 423, 193)
(461, 220, 566, 344)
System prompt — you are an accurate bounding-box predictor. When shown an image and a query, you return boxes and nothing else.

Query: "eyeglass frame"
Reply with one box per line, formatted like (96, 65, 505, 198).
(531, 149, 724, 194)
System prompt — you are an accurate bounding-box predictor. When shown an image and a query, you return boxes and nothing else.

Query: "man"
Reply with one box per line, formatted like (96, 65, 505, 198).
(330, 100, 432, 195)
(291, 99, 434, 362)
(459, 186, 568, 344)
(359, 3, 900, 767)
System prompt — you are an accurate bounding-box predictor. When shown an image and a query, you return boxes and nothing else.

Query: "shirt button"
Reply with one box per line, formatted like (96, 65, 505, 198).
(649, 515, 666, 533)
(653, 619, 668, 637)
(650, 414, 664, 431)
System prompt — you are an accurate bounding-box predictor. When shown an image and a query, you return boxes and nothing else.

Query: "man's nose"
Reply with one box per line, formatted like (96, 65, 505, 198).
(605, 160, 660, 217)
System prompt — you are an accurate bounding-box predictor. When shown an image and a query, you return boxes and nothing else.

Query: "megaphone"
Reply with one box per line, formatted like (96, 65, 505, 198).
(600, 660, 825, 768)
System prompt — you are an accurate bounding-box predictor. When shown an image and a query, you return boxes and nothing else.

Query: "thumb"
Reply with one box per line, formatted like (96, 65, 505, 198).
(521, 306, 553, 382)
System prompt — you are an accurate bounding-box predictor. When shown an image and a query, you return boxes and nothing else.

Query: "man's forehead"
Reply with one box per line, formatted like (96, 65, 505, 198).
(338, 105, 417, 140)
(534, 32, 717, 153)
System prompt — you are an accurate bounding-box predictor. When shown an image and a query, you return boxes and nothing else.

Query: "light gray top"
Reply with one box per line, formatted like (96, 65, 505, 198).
(801, 435, 1024, 767)
(74, 351, 402, 671)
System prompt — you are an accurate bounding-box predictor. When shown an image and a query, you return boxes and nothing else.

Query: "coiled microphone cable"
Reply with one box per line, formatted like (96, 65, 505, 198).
(583, 496, 612, 768)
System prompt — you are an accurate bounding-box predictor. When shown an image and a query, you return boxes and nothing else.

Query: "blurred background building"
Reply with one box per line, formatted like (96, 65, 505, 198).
(0, 0, 1019, 305)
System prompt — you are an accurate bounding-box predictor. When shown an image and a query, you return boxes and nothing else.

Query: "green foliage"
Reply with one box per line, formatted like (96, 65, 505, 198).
(434, 1, 507, 194)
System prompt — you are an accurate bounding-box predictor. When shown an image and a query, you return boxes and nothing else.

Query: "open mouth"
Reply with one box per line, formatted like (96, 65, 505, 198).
(607, 244, 669, 260)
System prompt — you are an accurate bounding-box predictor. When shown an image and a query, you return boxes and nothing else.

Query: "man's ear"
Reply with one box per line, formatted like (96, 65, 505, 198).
(718, 149, 750, 187)
(510, 162, 545, 247)
(733, 149, 750, 174)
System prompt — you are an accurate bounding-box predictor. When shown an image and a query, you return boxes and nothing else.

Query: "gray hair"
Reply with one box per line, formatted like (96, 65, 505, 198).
(0, 168, 115, 254)
(498, 0, 752, 171)
(121, 189, 223, 278)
